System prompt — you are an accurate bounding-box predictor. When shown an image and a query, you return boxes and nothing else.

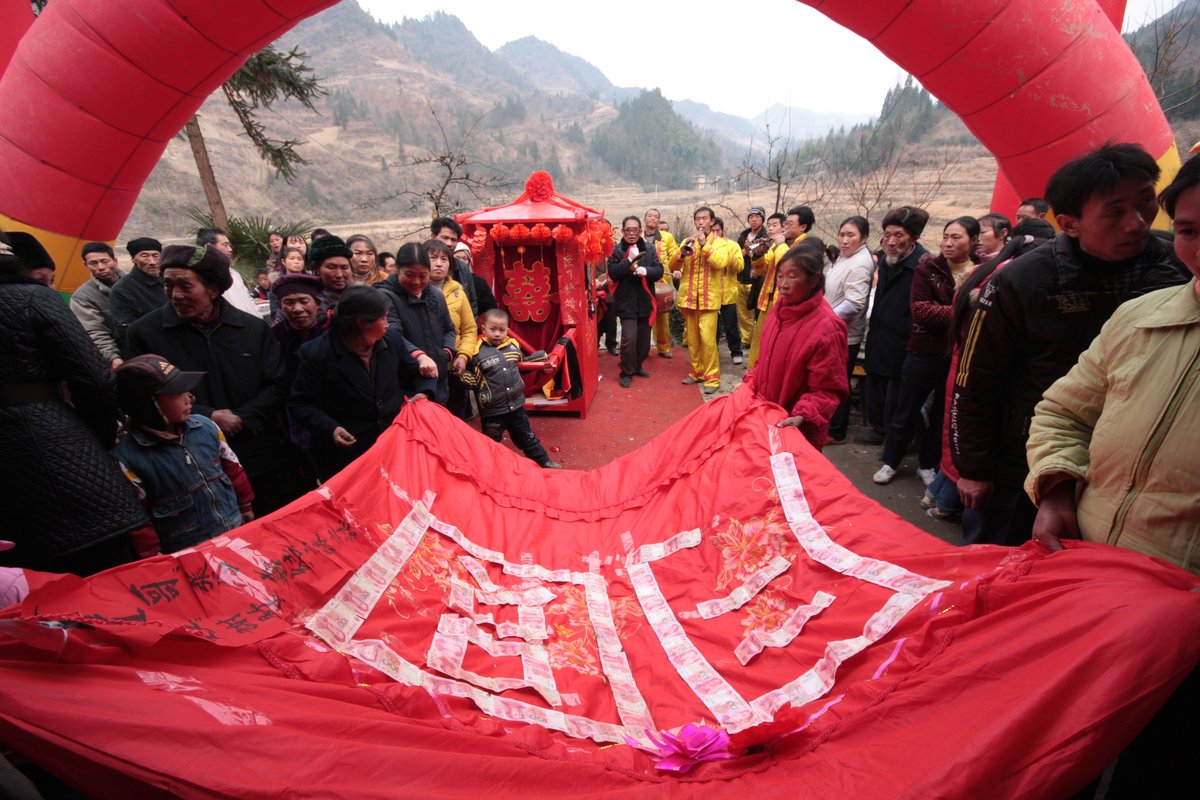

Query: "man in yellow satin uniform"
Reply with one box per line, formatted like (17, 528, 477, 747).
(668, 206, 742, 393)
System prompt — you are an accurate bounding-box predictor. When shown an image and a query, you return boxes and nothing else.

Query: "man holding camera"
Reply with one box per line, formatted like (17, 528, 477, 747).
(668, 206, 742, 393)
(735, 207, 770, 356)
(746, 212, 792, 367)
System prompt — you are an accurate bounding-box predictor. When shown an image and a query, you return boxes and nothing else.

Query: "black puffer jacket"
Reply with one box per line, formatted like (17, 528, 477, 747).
(0, 280, 148, 570)
(460, 338, 528, 417)
(606, 238, 664, 319)
(951, 232, 1189, 486)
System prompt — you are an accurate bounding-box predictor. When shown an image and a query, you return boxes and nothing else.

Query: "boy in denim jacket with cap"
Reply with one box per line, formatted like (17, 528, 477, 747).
(112, 354, 255, 556)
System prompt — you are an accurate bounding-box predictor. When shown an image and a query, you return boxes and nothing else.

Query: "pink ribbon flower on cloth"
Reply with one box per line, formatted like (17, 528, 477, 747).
(626, 723, 734, 773)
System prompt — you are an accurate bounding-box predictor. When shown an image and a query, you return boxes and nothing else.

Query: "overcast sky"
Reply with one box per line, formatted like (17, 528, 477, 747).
(357, 0, 1178, 119)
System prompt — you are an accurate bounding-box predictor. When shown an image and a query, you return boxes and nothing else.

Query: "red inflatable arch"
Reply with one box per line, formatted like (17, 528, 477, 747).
(0, 0, 339, 292)
(0, 0, 1176, 292)
(802, 0, 1177, 223)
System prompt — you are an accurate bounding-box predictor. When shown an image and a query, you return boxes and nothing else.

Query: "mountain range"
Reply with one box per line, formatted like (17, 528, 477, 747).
(120, 1, 871, 239)
(366, 6, 870, 151)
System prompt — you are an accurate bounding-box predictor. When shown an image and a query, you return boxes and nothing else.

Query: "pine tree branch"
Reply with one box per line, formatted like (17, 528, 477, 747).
(219, 45, 327, 183)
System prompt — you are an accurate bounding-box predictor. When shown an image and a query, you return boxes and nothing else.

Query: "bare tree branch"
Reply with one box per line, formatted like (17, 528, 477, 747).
(357, 99, 514, 217)
(1129, 1, 1200, 118)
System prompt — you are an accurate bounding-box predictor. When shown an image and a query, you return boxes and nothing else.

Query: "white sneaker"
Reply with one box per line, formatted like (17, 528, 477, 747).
(872, 465, 897, 485)
(919, 491, 935, 510)
(732, 354, 743, 365)
(916, 468, 937, 487)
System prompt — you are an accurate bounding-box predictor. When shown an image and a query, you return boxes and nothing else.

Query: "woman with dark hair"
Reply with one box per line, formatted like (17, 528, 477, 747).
(279, 246, 306, 276)
(0, 230, 148, 575)
(425, 239, 475, 373)
(346, 234, 386, 286)
(267, 230, 284, 265)
(268, 233, 308, 275)
(824, 216, 876, 443)
(745, 238, 849, 450)
(376, 242, 458, 406)
(874, 216, 980, 487)
(289, 286, 436, 480)
(976, 213, 1011, 262)
(285, 233, 307, 258)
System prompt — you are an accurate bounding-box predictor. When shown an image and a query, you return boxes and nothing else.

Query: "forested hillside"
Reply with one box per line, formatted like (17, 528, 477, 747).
(591, 90, 725, 191)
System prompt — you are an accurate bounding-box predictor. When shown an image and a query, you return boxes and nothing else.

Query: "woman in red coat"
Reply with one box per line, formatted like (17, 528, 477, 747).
(746, 239, 849, 450)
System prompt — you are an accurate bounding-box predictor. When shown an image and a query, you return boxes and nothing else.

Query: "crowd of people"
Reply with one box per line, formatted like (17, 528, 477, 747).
(0, 142, 1197, 585)
(0, 217, 552, 578)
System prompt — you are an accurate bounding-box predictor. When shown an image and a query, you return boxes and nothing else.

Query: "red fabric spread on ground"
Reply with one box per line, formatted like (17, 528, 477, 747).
(1, 387, 1198, 799)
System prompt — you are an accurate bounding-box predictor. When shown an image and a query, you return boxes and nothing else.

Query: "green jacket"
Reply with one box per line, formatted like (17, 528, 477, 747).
(1026, 279, 1200, 574)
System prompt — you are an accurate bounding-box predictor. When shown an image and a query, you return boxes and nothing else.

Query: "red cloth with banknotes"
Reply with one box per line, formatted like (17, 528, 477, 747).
(1, 387, 1197, 798)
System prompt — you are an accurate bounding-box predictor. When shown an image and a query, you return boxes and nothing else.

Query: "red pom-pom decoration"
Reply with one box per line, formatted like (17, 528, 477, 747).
(525, 171, 555, 202)
(510, 223, 531, 242)
(551, 224, 575, 243)
(579, 218, 613, 263)
(490, 224, 511, 243)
